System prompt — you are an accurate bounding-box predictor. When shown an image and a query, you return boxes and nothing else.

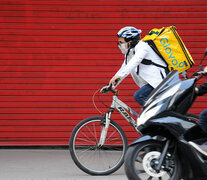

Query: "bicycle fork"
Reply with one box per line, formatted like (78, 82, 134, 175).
(98, 111, 113, 146)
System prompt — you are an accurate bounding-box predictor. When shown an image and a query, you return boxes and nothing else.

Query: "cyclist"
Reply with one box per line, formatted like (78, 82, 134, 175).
(195, 66, 207, 132)
(102, 26, 168, 106)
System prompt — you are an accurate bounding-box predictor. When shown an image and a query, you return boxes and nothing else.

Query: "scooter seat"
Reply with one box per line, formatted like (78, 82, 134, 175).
(189, 141, 207, 157)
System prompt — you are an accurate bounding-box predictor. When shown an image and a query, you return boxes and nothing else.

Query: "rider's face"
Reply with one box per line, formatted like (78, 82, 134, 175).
(117, 37, 132, 54)
(118, 37, 128, 49)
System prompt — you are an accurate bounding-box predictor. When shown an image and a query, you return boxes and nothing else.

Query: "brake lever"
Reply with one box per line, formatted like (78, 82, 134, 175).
(101, 78, 120, 94)
(101, 88, 108, 94)
(100, 84, 112, 94)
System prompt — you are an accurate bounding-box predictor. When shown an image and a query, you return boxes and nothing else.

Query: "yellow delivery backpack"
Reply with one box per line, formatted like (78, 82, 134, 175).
(141, 26, 194, 73)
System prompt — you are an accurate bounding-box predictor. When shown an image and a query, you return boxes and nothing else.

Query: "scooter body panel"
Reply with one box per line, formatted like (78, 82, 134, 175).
(125, 52, 207, 179)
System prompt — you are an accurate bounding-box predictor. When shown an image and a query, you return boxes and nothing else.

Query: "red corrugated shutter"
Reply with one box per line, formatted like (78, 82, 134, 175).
(0, 0, 206, 146)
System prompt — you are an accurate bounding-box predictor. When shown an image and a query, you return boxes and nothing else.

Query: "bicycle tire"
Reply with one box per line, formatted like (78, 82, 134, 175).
(69, 116, 128, 175)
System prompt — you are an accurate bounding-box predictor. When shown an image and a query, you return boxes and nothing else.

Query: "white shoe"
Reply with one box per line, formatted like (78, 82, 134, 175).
(189, 141, 207, 157)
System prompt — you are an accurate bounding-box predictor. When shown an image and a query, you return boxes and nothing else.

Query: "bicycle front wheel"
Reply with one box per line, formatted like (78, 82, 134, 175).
(69, 116, 128, 175)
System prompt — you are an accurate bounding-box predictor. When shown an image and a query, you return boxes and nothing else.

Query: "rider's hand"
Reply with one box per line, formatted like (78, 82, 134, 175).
(100, 75, 121, 94)
(100, 84, 111, 94)
(109, 75, 121, 86)
(204, 66, 207, 73)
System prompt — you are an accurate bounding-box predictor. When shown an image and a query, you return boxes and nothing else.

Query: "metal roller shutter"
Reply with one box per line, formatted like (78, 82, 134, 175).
(0, 0, 206, 146)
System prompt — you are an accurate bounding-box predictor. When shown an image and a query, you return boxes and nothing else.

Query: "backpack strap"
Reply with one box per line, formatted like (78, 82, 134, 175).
(125, 48, 140, 74)
(141, 59, 169, 73)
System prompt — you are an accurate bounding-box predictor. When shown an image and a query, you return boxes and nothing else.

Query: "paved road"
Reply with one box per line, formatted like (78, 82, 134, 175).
(0, 148, 128, 180)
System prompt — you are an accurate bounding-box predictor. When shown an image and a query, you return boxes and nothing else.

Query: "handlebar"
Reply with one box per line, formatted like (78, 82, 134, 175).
(101, 78, 120, 95)
(101, 84, 119, 95)
(192, 70, 207, 77)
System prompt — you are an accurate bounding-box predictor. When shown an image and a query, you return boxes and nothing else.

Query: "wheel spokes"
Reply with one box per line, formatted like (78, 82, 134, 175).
(70, 118, 127, 175)
(132, 143, 176, 180)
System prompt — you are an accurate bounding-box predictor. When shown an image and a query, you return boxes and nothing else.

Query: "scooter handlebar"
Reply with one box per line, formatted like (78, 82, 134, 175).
(192, 70, 207, 76)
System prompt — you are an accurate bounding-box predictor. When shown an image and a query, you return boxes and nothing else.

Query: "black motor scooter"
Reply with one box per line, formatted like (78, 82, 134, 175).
(124, 49, 207, 180)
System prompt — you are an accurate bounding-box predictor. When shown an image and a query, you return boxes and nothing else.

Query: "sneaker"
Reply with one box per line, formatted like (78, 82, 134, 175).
(189, 141, 207, 156)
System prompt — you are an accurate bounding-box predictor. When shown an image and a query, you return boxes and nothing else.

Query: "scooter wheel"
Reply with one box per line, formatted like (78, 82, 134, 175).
(124, 140, 182, 180)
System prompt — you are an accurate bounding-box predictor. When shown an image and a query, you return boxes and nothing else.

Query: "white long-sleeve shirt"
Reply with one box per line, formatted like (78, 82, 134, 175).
(115, 41, 167, 88)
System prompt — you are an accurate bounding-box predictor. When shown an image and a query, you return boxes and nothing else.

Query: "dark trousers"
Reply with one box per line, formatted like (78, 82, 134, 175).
(134, 84, 154, 106)
(199, 109, 207, 132)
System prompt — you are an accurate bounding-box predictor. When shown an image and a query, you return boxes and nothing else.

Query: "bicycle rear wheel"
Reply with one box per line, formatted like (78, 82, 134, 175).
(69, 116, 128, 175)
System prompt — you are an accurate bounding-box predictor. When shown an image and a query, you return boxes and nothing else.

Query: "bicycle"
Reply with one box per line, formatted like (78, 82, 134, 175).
(69, 85, 199, 176)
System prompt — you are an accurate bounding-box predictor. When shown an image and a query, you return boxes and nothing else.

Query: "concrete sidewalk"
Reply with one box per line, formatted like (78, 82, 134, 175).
(0, 148, 127, 180)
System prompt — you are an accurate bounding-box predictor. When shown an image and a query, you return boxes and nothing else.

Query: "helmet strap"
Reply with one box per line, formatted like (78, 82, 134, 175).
(127, 42, 131, 49)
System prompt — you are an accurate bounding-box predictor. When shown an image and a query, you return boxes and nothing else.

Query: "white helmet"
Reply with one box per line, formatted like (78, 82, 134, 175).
(117, 26, 142, 42)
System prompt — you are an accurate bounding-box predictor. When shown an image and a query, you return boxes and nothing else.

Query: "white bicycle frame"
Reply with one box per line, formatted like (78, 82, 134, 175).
(98, 94, 141, 146)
